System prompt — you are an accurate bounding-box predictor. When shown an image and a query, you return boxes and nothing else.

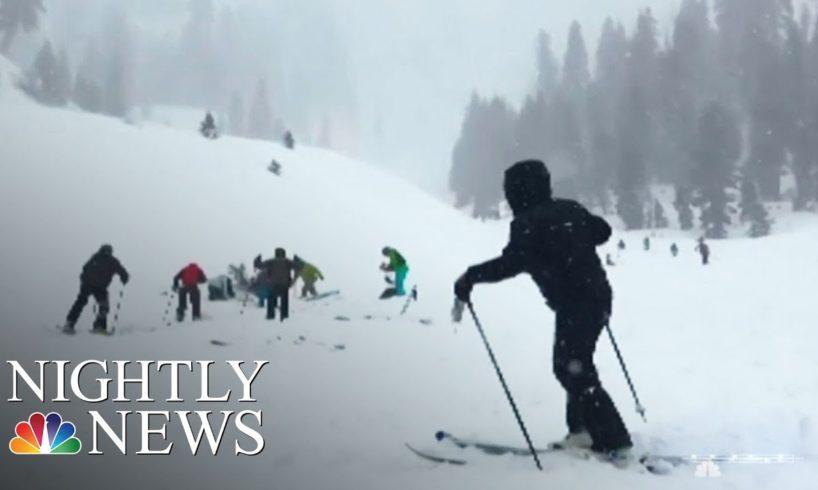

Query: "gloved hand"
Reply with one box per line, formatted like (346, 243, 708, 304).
(379, 263, 389, 271)
(454, 274, 473, 303)
(172, 284, 179, 293)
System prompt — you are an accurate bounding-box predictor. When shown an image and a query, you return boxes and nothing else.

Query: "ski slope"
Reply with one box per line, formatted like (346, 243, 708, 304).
(0, 58, 816, 490)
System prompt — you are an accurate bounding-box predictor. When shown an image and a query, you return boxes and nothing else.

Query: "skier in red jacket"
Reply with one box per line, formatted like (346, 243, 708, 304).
(173, 263, 207, 321)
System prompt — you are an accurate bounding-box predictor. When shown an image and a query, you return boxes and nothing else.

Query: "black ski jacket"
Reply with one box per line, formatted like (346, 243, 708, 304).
(80, 252, 129, 289)
(254, 256, 295, 288)
(464, 199, 612, 312)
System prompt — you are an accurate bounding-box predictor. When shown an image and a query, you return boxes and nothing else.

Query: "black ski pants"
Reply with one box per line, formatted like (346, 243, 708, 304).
(266, 285, 289, 321)
(177, 286, 201, 320)
(553, 300, 632, 452)
(67, 283, 109, 328)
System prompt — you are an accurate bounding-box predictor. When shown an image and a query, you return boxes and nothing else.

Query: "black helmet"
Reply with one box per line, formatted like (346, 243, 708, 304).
(503, 160, 552, 215)
(275, 247, 286, 258)
(99, 244, 114, 256)
(381, 247, 391, 256)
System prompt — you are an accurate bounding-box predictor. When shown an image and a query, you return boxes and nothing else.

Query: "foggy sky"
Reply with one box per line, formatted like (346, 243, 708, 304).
(34, 0, 686, 194)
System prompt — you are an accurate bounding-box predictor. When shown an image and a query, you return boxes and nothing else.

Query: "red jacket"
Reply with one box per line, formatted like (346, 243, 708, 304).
(174, 263, 207, 289)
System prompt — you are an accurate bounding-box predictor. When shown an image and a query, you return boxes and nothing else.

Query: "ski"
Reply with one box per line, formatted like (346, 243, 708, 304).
(405, 443, 467, 466)
(410, 431, 688, 475)
(56, 325, 115, 336)
(304, 290, 340, 302)
(436, 431, 551, 456)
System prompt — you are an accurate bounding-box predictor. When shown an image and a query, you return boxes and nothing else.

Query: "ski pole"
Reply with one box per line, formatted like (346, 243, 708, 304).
(605, 323, 647, 422)
(466, 302, 542, 471)
(111, 289, 125, 331)
(161, 291, 175, 326)
(399, 286, 417, 316)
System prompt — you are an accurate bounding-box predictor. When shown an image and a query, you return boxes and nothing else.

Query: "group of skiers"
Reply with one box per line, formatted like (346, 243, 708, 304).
(62, 157, 720, 467)
(606, 236, 711, 266)
(62, 243, 415, 332)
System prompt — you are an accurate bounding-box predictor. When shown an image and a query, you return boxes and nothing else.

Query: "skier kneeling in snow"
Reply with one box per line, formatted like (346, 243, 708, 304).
(254, 249, 295, 321)
(454, 160, 633, 462)
(380, 246, 409, 298)
(64, 244, 129, 334)
(208, 274, 235, 301)
(173, 263, 207, 321)
(292, 255, 324, 299)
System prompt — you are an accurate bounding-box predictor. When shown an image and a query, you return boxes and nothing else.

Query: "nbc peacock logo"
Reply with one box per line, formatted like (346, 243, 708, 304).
(9, 412, 82, 455)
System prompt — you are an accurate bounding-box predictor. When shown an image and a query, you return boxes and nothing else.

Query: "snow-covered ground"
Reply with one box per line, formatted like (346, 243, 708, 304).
(1, 58, 816, 489)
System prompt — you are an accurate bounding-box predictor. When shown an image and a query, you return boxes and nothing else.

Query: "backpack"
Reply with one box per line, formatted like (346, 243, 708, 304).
(181, 264, 202, 287)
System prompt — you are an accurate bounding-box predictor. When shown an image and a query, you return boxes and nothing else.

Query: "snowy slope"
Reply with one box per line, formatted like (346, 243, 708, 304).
(0, 58, 816, 490)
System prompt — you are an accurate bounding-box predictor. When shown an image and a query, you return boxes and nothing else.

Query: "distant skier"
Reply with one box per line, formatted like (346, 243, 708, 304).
(292, 255, 324, 299)
(617, 239, 626, 251)
(283, 131, 295, 150)
(64, 244, 129, 334)
(254, 249, 295, 321)
(643, 237, 650, 251)
(208, 274, 235, 301)
(250, 266, 271, 307)
(454, 160, 632, 461)
(200, 112, 218, 139)
(380, 246, 409, 298)
(695, 238, 710, 265)
(173, 263, 207, 321)
(605, 254, 615, 266)
(670, 243, 679, 257)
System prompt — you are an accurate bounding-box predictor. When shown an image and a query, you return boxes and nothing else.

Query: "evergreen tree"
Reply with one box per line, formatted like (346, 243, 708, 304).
(716, 0, 793, 199)
(475, 97, 516, 218)
(615, 9, 660, 230)
(562, 21, 590, 93)
(74, 43, 103, 113)
(627, 8, 663, 180)
(740, 175, 772, 237)
(653, 200, 669, 228)
(806, 9, 818, 205)
(247, 78, 274, 140)
(674, 184, 695, 230)
(562, 22, 591, 199)
(283, 130, 295, 150)
(24, 41, 58, 105)
(513, 92, 550, 167)
(588, 19, 628, 212)
(661, 0, 718, 185)
(54, 48, 72, 106)
(199, 112, 218, 139)
(451, 94, 516, 218)
(783, 17, 814, 210)
(0, 0, 44, 54)
(694, 102, 741, 239)
(451, 94, 484, 208)
(536, 30, 559, 97)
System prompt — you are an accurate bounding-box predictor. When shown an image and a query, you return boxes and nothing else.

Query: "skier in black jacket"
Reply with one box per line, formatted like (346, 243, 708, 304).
(253, 248, 295, 321)
(454, 160, 632, 460)
(64, 244, 129, 333)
